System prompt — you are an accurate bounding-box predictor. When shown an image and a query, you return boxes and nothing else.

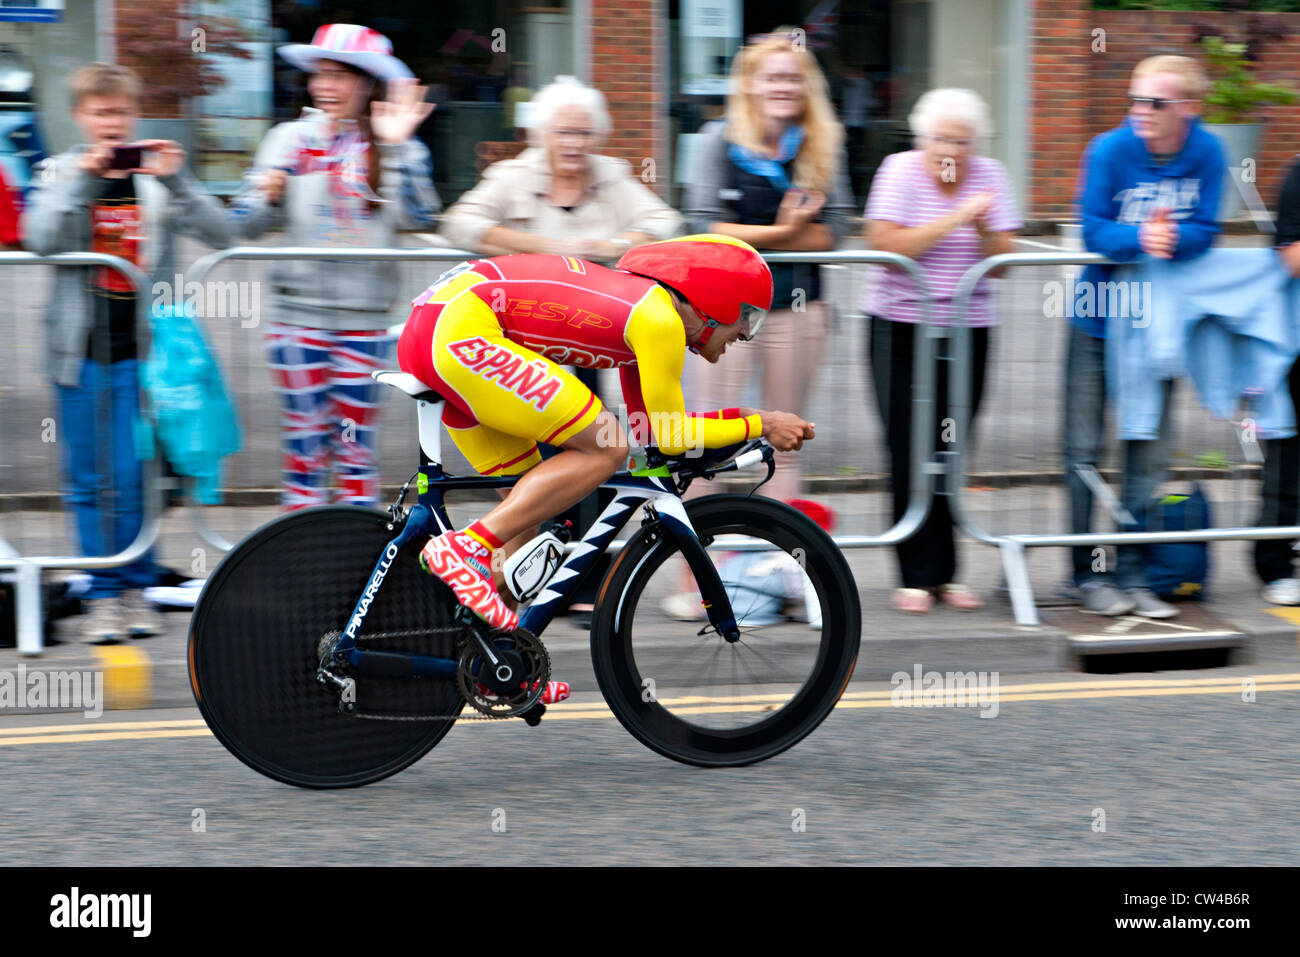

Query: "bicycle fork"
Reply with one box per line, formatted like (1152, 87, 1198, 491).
(642, 495, 742, 643)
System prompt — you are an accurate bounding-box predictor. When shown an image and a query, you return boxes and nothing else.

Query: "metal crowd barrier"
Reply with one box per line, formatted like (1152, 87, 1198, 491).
(25, 245, 1289, 648)
(0, 252, 158, 654)
(185, 246, 944, 555)
(949, 251, 1300, 627)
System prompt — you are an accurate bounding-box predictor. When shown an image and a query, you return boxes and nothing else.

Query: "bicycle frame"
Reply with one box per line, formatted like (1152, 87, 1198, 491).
(329, 395, 752, 681)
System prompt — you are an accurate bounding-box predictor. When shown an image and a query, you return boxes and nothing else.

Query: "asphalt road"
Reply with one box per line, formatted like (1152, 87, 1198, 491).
(0, 664, 1295, 866)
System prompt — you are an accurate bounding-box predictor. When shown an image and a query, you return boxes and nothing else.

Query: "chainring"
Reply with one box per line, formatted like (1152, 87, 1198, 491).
(457, 628, 551, 719)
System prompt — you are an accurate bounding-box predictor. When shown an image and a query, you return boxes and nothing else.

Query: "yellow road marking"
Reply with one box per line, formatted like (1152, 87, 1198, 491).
(846, 683, 1300, 708)
(91, 645, 153, 710)
(615, 674, 1300, 709)
(1265, 607, 1300, 650)
(379, 675, 1300, 723)
(0, 729, 211, 747)
(0, 674, 1295, 746)
(840, 673, 1300, 699)
(0, 718, 206, 736)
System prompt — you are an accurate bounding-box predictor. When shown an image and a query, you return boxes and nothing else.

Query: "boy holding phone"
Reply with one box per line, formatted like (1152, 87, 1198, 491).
(22, 62, 231, 643)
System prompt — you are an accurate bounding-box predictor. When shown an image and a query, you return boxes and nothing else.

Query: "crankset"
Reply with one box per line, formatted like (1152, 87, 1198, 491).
(457, 627, 551, 722)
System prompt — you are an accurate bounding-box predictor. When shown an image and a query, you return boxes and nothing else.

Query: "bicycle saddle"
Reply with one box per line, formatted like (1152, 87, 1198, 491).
(372, 370, 443, 403)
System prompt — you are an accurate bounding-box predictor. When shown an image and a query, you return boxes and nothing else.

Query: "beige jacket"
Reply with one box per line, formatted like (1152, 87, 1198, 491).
(437, 147, 683, 250)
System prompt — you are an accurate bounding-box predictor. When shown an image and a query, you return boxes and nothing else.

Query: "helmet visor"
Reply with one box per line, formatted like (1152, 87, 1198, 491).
(736, 302, 768, 342)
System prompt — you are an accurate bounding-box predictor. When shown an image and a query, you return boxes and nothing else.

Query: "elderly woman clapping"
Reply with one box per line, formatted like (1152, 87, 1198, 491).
(438, 75, 682, 259)
(862, 87, 1021, 614)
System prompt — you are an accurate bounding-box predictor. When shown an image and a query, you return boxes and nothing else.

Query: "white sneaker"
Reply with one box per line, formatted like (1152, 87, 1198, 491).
(81, 597, 125, 644)
(119, 589, 163, 637)
(1262, 578, 1300, 606)
(1080, 581, 1136, 616)
(1126, 587, 1179, 619)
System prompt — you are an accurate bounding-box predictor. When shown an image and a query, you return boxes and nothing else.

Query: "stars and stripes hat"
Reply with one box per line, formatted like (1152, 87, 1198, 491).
(278, 23, 413, 81)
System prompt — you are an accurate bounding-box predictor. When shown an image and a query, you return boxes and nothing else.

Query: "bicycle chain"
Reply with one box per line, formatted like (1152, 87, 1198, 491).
(329, 626, 550, 722)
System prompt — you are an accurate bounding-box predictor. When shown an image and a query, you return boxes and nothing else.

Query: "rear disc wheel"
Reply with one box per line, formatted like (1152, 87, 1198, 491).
(189, 506, 464, 789)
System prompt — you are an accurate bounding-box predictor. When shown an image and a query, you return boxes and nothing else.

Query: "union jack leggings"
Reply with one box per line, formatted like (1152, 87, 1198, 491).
(264, 321, 397, 510)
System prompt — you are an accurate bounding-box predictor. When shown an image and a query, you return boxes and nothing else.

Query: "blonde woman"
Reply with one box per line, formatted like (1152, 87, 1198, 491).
(666, 29, 851, 621)
(683, 29, 853, 505)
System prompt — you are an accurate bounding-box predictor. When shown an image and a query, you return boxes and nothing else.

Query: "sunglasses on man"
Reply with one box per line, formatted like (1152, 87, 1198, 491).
(1128, 96, 1193, 110)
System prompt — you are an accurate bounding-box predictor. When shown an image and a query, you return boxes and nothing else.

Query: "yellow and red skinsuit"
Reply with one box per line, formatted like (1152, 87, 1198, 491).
(396, 254, 761, 476)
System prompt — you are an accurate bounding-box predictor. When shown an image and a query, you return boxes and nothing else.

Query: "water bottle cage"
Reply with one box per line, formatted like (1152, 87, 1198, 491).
(503, 531, 567, 603)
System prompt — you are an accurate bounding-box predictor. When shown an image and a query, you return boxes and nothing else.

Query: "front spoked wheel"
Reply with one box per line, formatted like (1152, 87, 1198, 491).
(591, 494, 860, 766)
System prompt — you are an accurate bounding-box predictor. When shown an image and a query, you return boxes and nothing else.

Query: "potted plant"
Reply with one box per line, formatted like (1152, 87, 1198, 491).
(114, 0, 252, 158)
(1197, 25, 1296, 219)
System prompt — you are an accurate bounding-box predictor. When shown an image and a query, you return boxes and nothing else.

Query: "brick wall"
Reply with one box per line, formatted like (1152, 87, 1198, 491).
(1031, 0, 1300, 219)
(590, 0, 665, 196)
(1030, 0, 1092, 219)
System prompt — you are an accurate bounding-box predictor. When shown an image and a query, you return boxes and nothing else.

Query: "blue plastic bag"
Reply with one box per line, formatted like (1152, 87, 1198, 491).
(139, 303, 242, 505)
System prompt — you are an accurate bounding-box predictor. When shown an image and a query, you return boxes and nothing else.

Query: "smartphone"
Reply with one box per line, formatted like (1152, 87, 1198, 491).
(108, 146, 143, 171)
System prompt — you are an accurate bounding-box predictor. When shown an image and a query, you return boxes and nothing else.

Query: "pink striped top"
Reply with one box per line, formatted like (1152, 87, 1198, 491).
(862, 150, 1021, 325)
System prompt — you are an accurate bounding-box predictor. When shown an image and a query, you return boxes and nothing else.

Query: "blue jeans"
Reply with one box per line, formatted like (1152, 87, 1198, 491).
(1063, 326, 1173, 589)
(56, 358, 158, 599)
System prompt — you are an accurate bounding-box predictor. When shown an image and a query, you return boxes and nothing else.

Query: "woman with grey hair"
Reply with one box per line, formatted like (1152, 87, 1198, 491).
(862, 87, 1021, 614)
(437, 75, 682, 258)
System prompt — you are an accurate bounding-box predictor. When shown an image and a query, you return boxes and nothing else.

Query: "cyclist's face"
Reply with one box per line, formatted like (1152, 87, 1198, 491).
(695, 315, 747, 363)
(671, 289, 746, 362)
(709, 320, 748, 361)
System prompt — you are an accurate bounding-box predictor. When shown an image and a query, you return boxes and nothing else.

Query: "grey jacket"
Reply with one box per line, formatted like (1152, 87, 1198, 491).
(683, 120, 855, 245)
(22, 147, 232, 386)
(229, 109, 441, 328)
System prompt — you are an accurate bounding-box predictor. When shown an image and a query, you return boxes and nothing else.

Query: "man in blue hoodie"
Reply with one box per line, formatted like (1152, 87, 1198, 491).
(1067, 55, 1224, 618)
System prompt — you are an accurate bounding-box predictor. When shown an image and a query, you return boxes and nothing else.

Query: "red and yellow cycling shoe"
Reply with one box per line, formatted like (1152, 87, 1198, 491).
(419, 529, 519, 633)
(475, 679, 571, 705)
(536, 680, 570, 704)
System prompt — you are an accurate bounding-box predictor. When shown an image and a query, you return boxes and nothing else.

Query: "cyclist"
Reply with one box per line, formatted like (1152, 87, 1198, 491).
(397, 234, 816, 702)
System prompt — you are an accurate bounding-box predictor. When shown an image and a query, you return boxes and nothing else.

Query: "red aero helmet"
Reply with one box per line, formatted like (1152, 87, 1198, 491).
(615, 234, 774, 326)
